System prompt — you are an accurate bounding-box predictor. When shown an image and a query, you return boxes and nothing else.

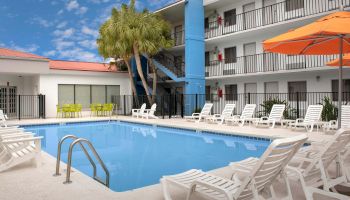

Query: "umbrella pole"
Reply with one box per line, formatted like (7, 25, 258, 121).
(338, 35, 344, 129)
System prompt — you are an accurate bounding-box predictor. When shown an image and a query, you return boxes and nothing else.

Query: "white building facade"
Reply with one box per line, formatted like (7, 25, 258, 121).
(0, 48, 131, 119)
(157, 0, 350, 96)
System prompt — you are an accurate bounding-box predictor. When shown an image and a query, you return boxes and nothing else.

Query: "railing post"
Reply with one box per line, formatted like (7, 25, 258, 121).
(161, 95, 165, 119)
(195, 94, 198, 111)
(248, 93, 251, 104)
(123, 95, 127, 116)
(296, 92, 300, 119)
(181, 94, 184, 118)
(43, 95, 46, 119)
(169, 94, 172, 119)
(174, 94, 177, 117)
(18, 95, 21, 120)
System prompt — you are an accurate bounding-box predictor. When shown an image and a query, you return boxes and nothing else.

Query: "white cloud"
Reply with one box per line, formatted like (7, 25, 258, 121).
(56, 47, 101, 62)
(66, 0, 88, 15)
(8, 43, 39, 53)
(43, 50, 56, 57)
(30, 17, 54, 28)
(81, 26, 98, 37)
(88, 0, 110, 4)
(57, 9, 64, 15)
(79, 39, 97, 49)
(66, 0, 79, 11)
(53, 28, 75, 38)
(56, 21, 68, 29)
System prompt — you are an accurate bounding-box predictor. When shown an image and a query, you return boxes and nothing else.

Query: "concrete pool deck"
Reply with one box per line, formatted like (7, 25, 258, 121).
(1, 116, 348, 200)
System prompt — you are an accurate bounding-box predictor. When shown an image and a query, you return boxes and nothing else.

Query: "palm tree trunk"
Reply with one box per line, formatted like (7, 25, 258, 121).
(133, 43, 153, 104)
(149, 59, 157, 102)
(123, 57, 137, 97)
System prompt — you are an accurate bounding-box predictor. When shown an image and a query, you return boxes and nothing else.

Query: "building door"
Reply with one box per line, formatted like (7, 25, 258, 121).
(0, 86, 17, 118)
(244, 42, 256, 73)
(245, 83, 257, 104)
(174, 25, 183, 46)
(243, 2, 256, 30)
(263, 0, 277, 25)
(265, 81, 279, 99)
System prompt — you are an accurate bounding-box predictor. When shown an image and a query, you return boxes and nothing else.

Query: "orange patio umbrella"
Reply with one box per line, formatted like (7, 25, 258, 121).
(263, 10, 350, 128)
(327, 54, 350, 66)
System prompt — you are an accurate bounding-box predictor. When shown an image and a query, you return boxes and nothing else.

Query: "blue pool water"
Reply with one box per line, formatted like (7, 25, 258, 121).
(23, 121, 271, 192)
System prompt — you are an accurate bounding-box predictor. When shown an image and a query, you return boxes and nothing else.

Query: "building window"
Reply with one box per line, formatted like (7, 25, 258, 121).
(225, 84, 238, 101)
(224, 47, 237, 64)
(58, 84, 120, 108)
(205, 51, 210, 66)
(286, 0, 304, 12)
(205, 86, 211, 101)
(224, 9, 236, 26)
(75, 85, 91, 108)
(204, 17, 209, 30)
(332, 79, 350, 101)
(58, 85, 74, 105)
(288, 81, 307, 101)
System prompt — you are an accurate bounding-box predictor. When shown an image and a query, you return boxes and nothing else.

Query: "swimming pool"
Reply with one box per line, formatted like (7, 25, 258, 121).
(23, 121, 271, 192)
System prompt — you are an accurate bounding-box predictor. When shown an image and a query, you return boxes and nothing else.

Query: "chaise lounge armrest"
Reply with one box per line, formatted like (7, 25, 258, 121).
(2, 136, 43, 144)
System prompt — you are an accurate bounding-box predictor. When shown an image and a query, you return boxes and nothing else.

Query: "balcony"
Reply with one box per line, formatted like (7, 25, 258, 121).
(172, 0, 350, 46)
(205, 0, 350, 39)
(172, 30, 185, 46)
(205, 53, 338, 78)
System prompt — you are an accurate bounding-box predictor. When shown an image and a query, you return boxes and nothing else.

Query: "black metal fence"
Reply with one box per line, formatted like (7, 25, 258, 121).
(113, 92, 350, 120)
(0, 95, 45, 120)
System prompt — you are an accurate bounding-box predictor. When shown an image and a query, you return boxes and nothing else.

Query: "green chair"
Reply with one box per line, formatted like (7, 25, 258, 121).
(56, 105, 62, 118)
(90, 104, 97, 117)
(102, 103, 114, 116)
(96, 104, 103, 116)
(75, 104, 82, 117)
(62, 104, 71, 118)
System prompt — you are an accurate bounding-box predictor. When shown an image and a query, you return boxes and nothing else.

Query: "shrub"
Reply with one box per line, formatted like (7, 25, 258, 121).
(320, 96, 337, 121)
(259, 98, 296, 119)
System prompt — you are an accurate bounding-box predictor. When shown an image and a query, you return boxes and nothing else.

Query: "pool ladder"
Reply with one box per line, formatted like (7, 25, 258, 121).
(54, 135, 110, 188)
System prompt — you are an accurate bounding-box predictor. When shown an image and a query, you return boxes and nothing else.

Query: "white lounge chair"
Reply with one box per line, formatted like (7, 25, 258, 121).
(184, 103, 213, 122)
(0, 136, 43, 172)
(132, 103, 146, 118)
(205, 104, 235, 124)
(254, 104, 286, 128)
(161, 134, 307, 200)
(289, 105, 323, 132)
(324, 105, 350, 131)
(0, 110, 9, 127)
(286, 129, 350, 200)
(141, 103, 158, 119)
(225, 104, 257, 127)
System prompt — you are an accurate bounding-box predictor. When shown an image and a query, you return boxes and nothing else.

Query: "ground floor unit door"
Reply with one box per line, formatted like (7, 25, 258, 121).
(0, 86, 17, 118)
(245, 83, 257, 104)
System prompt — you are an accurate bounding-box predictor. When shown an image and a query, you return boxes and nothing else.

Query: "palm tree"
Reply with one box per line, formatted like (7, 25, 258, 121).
(97, 0, 173, 104)
(97, 11, 137, 96)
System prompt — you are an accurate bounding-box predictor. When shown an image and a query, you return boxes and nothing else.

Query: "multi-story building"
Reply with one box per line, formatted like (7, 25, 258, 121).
(153, 0, 350, 100)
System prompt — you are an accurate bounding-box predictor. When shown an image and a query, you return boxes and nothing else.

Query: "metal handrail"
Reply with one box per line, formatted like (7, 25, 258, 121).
(64, 138, 110, 187)
(54, 135, 109, 187)
(54, 135, 96, 177)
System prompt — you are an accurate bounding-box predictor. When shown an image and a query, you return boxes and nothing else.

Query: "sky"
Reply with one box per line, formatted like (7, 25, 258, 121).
(0, 0, 175, 62)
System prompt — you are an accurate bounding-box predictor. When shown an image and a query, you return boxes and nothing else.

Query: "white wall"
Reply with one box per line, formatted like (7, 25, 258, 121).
(0, 74, 39, 95)
(0, 58, 49, 74)
(206, 68, 350, 94)
(39, 70, 131, 118)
